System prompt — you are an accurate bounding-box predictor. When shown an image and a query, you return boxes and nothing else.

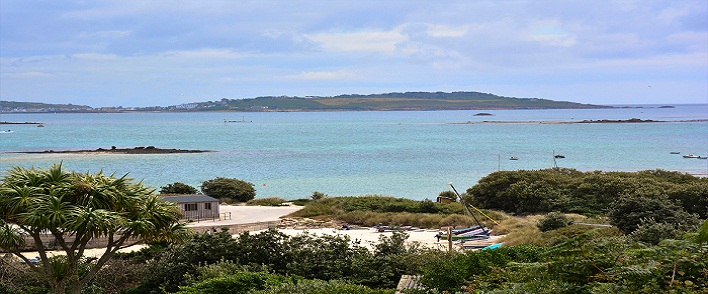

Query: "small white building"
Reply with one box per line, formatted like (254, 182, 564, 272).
(160, 195, 220, 220)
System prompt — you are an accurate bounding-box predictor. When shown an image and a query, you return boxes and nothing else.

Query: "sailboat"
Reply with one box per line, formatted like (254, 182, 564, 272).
(435, 183, 495, 242)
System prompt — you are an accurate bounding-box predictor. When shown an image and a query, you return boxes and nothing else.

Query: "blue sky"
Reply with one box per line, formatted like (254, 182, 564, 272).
(1, 0, 706, 107)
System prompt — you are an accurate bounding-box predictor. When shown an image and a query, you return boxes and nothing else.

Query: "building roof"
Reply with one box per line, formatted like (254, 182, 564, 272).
(160, 195, 218, 203)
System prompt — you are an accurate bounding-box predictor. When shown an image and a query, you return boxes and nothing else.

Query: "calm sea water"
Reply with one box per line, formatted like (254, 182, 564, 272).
(1, 105, 707, 200)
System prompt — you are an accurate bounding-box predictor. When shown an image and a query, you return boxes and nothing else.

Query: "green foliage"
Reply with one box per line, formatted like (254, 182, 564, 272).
(0, 164, 186, 294)
(287, 195, 510, 229)
(132, 231, 237, 292)
(607, 194, 701, 234)
(466, 169, 708, 217)
(437, 190, 457, 202)
(160, 182, 199, 194)
(630, 218, 686, 245)
(311, 191, 327, 200)
(176, 271, 289, 294)
(200, 177, 256, 202)
(289, 195, 472, 229)
(133, 228, 427, 292)
(252, 279, 394, 294)
(537, 212, 571, 232)
(419, 245, 544, 292)
(420, 226, 708, 293)
(290, 198, 311, 206)
(694, 219, 708, 244)
(246, 197, 287, 206)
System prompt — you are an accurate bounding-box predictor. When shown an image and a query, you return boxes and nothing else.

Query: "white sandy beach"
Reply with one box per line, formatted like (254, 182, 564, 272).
(19, 205, 500, 260)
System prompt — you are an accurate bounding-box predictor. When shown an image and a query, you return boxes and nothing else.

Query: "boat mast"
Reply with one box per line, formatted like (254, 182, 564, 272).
(448, 183, 489, 234)
(553, 150, 558, 168)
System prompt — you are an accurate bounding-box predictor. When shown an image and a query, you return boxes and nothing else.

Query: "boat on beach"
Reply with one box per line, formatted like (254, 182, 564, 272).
(436, 225, 492, 241)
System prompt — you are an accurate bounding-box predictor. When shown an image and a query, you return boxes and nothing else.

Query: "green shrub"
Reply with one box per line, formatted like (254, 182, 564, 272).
(629, 217, 684, 245)
(291, 198, 311, 206)
(311, 191, 327, 200)
(201, 177, 256, 202)
(536, 212, 571, 232)
(466, 169, 708, 216)
(160, 182, 199, 194)
(176, 271, 288, 294)
(608, 194, 701, 234)
(253, 279, 393, 294)
(438, 190, 457, 202)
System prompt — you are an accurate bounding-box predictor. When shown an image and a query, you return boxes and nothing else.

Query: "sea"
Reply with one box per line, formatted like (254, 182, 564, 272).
(1, 105, 707, 200)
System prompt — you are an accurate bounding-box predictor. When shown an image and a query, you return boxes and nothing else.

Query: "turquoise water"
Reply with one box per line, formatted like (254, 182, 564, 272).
(1, 105, 707, 200)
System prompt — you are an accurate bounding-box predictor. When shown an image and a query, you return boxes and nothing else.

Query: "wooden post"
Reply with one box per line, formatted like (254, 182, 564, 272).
(447, 227, 453, 252)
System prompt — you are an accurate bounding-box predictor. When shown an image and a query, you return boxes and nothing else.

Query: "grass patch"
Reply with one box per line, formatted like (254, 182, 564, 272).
(246, 197, 288, 206)
(500, 213, 619, 246)
(286, 195, 508, 229)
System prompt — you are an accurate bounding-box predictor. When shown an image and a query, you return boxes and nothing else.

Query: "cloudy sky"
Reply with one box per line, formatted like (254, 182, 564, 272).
(1, 1, 706, 107)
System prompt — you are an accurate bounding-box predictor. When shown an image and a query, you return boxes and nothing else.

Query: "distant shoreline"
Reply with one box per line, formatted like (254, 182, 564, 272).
(11, 146, 212, 154)
(450, 118, 708, 125)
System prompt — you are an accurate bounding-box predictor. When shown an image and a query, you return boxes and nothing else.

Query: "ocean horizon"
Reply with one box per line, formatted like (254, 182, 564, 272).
(1, 105, 707, 200)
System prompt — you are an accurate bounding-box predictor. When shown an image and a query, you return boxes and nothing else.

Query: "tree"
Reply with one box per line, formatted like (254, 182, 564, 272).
(438, 190, 457, 202)
(311, 191, 327, 201)
(160, 182, 199, 195)
(607, 194, 700, 234)
(0, 164, 187, 294)
(201, 177, 256, 202)
(537, 212, 571, 232)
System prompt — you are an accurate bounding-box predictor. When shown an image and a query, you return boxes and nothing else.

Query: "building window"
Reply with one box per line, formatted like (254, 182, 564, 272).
(204, 203, 212, 210)
(184, 203, 197, 211)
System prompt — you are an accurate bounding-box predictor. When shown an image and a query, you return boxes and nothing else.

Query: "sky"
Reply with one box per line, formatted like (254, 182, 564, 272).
(1, 0, 706, 107)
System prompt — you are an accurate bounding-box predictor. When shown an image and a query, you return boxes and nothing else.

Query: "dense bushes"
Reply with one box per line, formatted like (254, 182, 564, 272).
(129, 229, 431, 292)
(536, 211, 571, 232)
(200, 177, 256, 202)
(465, 169, 705, 244)
(466, 168, 707, 217)
(418, 227, 708, 293)
(288, 195, 485, 228)
(160, 182, 199, 194)
(607, 194, 701, 235)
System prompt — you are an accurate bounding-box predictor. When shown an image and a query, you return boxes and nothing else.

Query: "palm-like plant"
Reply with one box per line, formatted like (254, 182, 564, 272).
(0, 163, 187, 294)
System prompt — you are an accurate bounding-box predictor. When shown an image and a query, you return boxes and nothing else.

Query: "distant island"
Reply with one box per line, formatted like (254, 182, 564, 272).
(451, 118, 708, 125)
(1, 91, 610, 113)
(12, 146, 212, 154)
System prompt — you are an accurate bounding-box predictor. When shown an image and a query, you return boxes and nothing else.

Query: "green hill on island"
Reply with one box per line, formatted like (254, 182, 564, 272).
(214, 91, 608, 111)
(2, 91, 609, 113)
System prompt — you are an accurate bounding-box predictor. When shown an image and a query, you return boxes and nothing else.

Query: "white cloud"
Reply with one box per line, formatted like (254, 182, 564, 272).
(306, 29, 408, 53)
(525, 20, 576, 47)
(158, 49, 247, 59)
(9, 71, 54, 78)
(77, 30, 132, 39)
(72, 53, 120, 60)
(426, 24, 468, 37)
(288, 70, 355, 80)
